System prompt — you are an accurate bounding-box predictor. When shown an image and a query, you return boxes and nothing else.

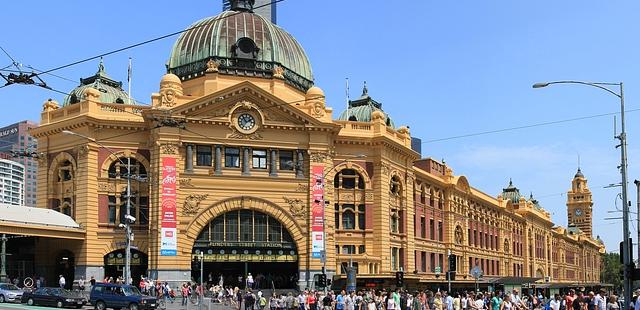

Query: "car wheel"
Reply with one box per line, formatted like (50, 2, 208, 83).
(95, 300, 106, 310)
(27, 298, 34, 306)
(129, 303, 139, 310)
(0, 294, 4, 303)
(57, 300, 63, 308)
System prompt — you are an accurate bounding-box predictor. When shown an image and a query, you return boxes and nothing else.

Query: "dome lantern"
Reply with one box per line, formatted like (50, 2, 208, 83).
(63, 58, 132, 106)
(336, 82, 395, 128)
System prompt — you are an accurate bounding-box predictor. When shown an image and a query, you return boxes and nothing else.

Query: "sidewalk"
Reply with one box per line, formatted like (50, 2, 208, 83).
(164, 297, 236, 310)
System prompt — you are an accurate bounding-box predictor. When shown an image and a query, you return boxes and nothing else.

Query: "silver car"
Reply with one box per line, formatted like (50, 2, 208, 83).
(0, 283, 23, 303)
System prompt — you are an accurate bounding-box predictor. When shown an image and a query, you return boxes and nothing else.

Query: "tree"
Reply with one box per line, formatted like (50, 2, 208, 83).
(601, 252, 622, 291)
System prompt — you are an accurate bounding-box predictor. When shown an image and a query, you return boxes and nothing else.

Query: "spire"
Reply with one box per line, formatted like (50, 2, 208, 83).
(575, 168, 584, 178)
(361, 81, 369, 97)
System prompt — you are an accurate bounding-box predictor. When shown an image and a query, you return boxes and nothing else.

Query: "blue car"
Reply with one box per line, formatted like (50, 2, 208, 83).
(89, 283, 157, 310)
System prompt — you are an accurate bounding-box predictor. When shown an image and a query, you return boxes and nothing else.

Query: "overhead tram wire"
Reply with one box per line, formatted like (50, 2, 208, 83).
(423, 107, 640, 143)
(28, 0, 285, 79)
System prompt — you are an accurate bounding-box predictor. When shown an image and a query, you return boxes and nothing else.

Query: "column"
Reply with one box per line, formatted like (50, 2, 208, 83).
(296, 150, 304, 179)
(185, 145, 193, 172)
(242, 147, 250, 176)
(214, 145, 222, 175)
(269, 149, 277, 177)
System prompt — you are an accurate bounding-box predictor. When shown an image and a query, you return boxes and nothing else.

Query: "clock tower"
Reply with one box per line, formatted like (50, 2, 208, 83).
(567, 168, 593, 236)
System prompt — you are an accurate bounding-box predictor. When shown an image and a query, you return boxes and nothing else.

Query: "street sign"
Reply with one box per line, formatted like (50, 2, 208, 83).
(471, 266, 483, 279)
(435, 266, 441, 273)
(320, 250, 326, 263)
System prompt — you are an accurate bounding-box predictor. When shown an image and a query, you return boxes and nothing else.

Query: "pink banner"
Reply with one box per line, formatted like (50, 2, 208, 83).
(311, 165, 325, 258)
(161, 157, 177, 256)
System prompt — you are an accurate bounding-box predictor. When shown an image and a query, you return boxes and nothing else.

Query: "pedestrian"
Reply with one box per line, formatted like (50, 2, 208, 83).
(270, 294, 279, 310)
(245, 289, 257, 310)
(501, 295, 513, 310)
(78, 277, 85, 291)
(606, 296, 619, 310)
(58, 275, 66, 289)
(181, 283, 189, 306)
(247, 273, 255, 290)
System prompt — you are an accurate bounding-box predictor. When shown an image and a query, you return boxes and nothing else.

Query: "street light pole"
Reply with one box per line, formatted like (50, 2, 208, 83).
(0, 234, 7, 283)
(533, 81, 630, 309)
(62, 130, 134, 285)
(635, 180, 640, 262)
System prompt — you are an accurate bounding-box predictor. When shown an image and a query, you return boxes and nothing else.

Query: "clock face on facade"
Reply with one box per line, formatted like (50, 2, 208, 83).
(237, 113, 256, 131)
(575, 208, 583, 216)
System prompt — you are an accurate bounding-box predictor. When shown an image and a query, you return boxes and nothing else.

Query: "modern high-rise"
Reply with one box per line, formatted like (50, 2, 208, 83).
(0, 120, 38, 206)
(223, 0, 276, 23)
(0, 159, 25, 206)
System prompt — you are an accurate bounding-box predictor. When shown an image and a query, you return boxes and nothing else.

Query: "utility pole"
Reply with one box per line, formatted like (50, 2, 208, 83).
(635, 180, 640, 262)
(1, 234, 7, 282)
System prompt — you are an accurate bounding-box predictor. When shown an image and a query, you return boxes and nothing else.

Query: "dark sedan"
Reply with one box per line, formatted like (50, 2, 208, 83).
(21, 287, 86, 308)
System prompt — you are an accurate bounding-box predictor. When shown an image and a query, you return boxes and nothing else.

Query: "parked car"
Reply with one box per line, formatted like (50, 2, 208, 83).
(0, 283, 24, 303)
(21, 287, 86, 308)
(90, 283, 157, 310)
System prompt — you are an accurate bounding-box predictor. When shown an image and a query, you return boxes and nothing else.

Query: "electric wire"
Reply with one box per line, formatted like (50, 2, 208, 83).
(29, 0, 285, 78)
(424, 108, 640, 143)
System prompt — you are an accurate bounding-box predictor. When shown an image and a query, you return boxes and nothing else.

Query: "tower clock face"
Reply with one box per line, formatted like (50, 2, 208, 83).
(237, 113, 256, 131)
(575, 208, 583, 216)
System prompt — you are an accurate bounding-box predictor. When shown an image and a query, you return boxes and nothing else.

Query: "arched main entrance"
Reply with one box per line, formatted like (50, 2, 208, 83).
(192, 209, 298, 289)
(55, 250, 75, 289)
(104, 249, 148, 282)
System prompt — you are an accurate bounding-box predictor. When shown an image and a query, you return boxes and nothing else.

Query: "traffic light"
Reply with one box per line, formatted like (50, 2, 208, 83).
(448, 254, 457, 272)
(318, 273, 327, 287)
(395, 271, 404, 287)
(446, 271, 456, 281)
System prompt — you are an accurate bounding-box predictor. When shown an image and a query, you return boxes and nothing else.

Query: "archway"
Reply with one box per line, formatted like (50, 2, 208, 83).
(103, 249, 148, 282)
(54, 250, 75, 289)
(192, 209, 299, 289)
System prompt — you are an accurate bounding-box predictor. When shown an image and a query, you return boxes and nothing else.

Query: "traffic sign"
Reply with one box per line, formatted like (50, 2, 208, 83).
(471, 266, 483, 279)
(435, 266, 441, 273)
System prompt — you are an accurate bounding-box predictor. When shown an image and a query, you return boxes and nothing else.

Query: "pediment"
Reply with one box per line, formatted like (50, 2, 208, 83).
(170, 81, 331, 129)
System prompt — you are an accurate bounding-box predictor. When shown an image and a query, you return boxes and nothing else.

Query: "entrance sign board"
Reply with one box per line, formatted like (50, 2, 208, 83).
(160, 157, 178, 256)
(311, 165, 325, 258)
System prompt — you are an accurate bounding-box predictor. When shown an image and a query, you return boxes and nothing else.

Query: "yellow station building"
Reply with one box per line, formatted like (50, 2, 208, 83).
(23, 1, 603, 290)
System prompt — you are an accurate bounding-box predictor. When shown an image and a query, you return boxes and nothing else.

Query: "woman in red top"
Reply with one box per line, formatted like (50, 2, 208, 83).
(307, 291, 317, 310)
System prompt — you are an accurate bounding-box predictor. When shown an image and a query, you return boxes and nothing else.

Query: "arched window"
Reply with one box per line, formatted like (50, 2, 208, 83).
(335, 204, 366, 230)
(197, 210, 294, 244)
(334, 169, 365, 189)
(50, 157, 75, 218)
(105, 157, 149, 226)
(390, 176, 401, 195)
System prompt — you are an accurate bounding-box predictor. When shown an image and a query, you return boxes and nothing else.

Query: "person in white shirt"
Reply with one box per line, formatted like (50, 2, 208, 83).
(549, 294, 561, 310)
(58, 275, 66, 289)
(462, 294, 469, 310)
(446, 292, 454, 310)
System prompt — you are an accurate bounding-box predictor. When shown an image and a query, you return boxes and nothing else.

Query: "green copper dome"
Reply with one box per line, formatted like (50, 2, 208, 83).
(337, 83, 395, 128)
(501, 179, 522, 203)
(63, 60, 132, 106)
(167, 9, 314, 91)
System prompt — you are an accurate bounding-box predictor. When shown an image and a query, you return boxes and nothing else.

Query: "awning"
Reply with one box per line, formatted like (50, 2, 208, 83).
(487, 277, 543, 285)
(0, 203, 85, 239)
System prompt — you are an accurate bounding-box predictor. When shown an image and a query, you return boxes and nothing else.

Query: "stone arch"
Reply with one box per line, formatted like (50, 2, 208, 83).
(48, 151, 77, 181)
(185, 196, 305, 252)
(100, 240, 149, 258)
(535, 268, 545, 278)
(325, 161, 372, 190)
(456, 176, 471, 193)
(99, 150, 150, 178)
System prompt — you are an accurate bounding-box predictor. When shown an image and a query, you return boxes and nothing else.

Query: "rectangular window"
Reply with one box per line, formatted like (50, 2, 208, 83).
(224, 147, 240, 168)
(391, 247, 398, 271)
(420, 217, 426, 238)
(342, 245, 356, 254)
(429, 219, 435, 240)
(196, 145, 212, 166)
(225, 211, 238, 241)
(279, 151, 294, 170)
(254, 213, 267, 242)
(430, 253, 436, 272)
(398, 211, 404, 234)
(437, 221, 443, 241)
(421, 251, 427, 272)
(212, 216, 224, 241)
(359, 245, 366, 254)
(358, 205, 366, 230)
(240, 211, 253, 241)
(439, 254, 444, 272)
(252, 149, 267, 169)
(108, 196, 117, 224)
(268, 217, 281, 242)
(334, 204, 340, 230)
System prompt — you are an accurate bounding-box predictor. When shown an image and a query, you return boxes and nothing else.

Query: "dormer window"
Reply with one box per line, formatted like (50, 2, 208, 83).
(232, 37, 260, 59)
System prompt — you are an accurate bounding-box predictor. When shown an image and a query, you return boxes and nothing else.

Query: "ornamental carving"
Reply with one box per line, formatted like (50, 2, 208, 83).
(207, 104, 233, 118)
(365, 192, 374, 200)
(36, 152, 48, 166)
(227, 127, 263, 140)
(340, 192, 354, 202)
(273, 65, 284, 79)
(160, 89, 177, 108)
(309, 152, 331, 163)
(311, 100, 325, 118)
(160, 143, 178, 155)
(454, 225, 464, 245)
(75, 145, 89, 157)
(283, 196, 305, 219)
(296, 183, 308, 192)
(98, 183, 115, 192)
(182, 194, 209, 216)
(179, 178, 193, 187)
(504, 239, 510, 253)
(206, 59, 220, 73)
(378, 162, 391, 175)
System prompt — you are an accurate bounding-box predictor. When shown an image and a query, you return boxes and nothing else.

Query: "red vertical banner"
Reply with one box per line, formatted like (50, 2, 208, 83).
(311, 165, 325, 258)
(160, 157, 177, 256)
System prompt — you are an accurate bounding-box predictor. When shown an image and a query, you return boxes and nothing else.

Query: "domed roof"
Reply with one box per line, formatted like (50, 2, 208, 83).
(501, 179, 522, 203)
(63, 60, 132, 106)
(337, 83, 395, 128)
(167, 6, 314, 91)
(574, 168, 584, 178)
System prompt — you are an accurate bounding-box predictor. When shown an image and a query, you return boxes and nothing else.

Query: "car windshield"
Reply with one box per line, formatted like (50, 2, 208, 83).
(50, 288, 72, 296)
(0, 284, 20, 290)
(122, 286, 141, 296)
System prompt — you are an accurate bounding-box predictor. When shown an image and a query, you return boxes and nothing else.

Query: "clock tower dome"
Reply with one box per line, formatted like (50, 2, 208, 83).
(567, 168, 593, 236)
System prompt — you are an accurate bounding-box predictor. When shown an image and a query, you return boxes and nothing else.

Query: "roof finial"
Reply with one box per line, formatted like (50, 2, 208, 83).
(362, 81, 368, 97)
(509, 178, 513, 186)
(98, 57, 104, 72)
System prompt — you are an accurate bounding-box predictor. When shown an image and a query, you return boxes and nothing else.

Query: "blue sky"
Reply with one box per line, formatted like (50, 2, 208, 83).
(1, 1, 639, 251)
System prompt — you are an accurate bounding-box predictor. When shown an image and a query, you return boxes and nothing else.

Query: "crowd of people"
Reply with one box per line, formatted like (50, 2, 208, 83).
(226, 288, 620, 310)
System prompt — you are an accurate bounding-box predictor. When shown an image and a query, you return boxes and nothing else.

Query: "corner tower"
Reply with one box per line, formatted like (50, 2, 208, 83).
(566, 168, 593, 236)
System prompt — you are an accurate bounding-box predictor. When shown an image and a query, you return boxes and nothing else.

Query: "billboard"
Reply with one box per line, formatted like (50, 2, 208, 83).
(160, 157, 177, 256)
(311, 165, 325, 258)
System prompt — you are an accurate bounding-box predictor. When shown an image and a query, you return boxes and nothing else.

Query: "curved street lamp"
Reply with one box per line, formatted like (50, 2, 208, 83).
(533, 81, 630, 307)
(62, 130, 135, 286)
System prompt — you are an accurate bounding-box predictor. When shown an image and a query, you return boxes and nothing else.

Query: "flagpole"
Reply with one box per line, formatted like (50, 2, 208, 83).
(128, 57, 132, 105)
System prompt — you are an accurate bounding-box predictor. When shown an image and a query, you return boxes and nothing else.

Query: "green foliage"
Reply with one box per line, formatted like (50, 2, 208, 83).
(601, 252, 622, 290)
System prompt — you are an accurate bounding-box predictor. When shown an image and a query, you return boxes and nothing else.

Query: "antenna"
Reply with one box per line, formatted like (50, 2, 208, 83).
(346, 77, 352, 120)
(577, 153, 581, 170)
(613, 115, 617, 139)
(127, 57, 132, 105)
